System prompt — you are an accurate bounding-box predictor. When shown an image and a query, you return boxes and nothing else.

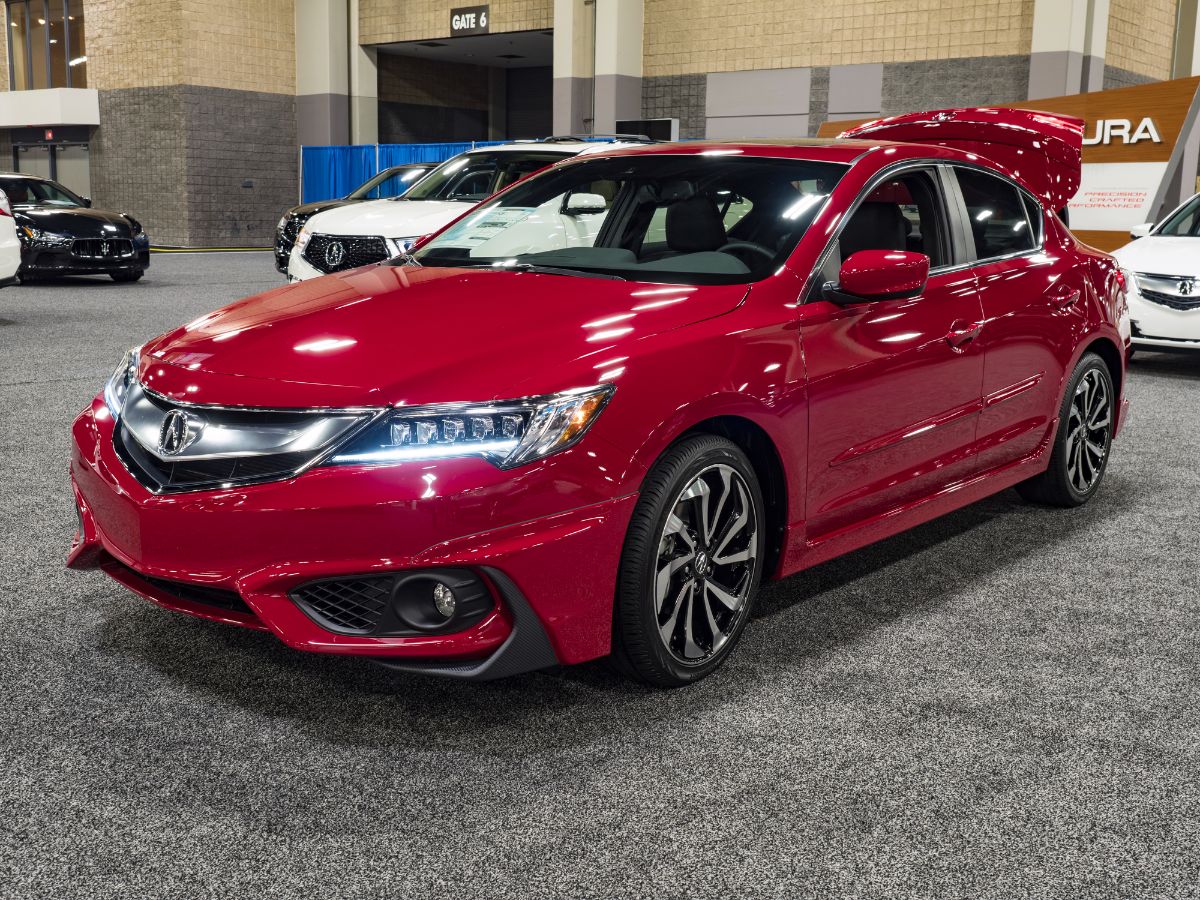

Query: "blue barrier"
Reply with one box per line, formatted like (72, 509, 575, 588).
(300, 142, 507, 204)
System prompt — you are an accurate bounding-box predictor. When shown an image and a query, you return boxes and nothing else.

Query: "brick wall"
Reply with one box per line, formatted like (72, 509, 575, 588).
(359, 0, 552, 45)
(642, 0, 1036, 77)
(1106, 0, 1179, 81)
(82, 0, 297, 247)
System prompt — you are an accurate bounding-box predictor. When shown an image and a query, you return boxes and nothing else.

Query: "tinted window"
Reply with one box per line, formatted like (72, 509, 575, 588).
(955, 168, 1037, 260)
(0, 177, 83, 207)
(809, 168, 949, 297)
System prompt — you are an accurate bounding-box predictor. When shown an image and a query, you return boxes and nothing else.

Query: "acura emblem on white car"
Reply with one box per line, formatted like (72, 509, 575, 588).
(1180, 280, 1194, 296)
(158, 409, 202, 456)
(325, 241, 346, 268)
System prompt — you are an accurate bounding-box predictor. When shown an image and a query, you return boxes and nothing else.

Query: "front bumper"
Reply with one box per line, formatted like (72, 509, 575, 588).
(286, 246, 322, 281)
(68, 396, 639, 677)
(21, 239, 150, 277)
(1129, 286, 1200, 349)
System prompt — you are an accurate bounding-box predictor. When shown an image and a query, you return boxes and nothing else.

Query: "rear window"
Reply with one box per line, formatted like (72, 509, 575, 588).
(954, 167, 1039, 260)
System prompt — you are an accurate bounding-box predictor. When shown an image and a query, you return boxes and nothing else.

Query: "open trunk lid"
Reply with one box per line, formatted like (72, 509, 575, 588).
(841, 107, 1085, 212)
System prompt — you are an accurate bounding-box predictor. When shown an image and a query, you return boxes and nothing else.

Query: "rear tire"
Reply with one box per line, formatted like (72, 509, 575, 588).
(111, 270, 143, 283)
(1017, 352, 1114, 507)
(612, 435, 765, 687)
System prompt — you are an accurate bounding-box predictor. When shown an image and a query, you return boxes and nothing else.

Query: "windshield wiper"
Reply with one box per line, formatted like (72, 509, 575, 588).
(501, 263, 626, 281)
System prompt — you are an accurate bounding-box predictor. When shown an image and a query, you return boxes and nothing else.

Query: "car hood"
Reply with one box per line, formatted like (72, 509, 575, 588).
(140, 265, 748, 408)
(15, 205, 135, 237)
(287, 198, 354, 219)
(304, 198, 471, 240)
(1110, 236, 1200, 276)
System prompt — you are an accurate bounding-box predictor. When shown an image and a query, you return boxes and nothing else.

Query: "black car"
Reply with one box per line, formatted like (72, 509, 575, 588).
(274, 162, 433, 273)
(0, 174, 150, 282)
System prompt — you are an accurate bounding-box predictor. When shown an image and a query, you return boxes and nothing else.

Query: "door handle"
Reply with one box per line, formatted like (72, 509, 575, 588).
(1050, 285, 1082, 309)
(945, 320, 984, 350)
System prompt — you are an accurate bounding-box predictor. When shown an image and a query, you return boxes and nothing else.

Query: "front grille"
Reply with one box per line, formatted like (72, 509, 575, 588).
(291, 577, 395, 633)
(1136, 272, 1200, 311)
(73, 238, 135, 260)
(115, 423, 314, 492)
(302, 233, 389, 274)
(1140, 287, 1200, 311)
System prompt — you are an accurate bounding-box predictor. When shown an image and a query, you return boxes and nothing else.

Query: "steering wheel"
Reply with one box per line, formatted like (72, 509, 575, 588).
(717, 240, 774, 262)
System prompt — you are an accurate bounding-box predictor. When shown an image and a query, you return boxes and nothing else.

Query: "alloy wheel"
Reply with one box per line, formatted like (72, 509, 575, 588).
(653, 464, 758, 664)
(1065, 368, 1111, 494)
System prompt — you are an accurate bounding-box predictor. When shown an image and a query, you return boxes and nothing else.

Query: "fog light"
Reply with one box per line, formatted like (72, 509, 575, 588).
(432, 582, 456, 618)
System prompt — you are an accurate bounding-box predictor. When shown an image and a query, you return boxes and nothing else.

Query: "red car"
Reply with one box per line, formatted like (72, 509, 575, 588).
(69, 108, 1130, 686)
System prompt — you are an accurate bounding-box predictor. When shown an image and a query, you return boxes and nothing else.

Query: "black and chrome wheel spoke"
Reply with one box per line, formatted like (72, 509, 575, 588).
(1066, 369, 1111, 493)
(653, 464, 758, 664)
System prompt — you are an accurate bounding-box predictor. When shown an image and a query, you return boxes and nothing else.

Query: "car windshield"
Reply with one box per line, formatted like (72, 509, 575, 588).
(0, 177, 83, 207)
(1157, 194, 1200, 237)
(349, 165, 430, 200)
(399, 151, 572, 203)
(410, 154, 847, 285)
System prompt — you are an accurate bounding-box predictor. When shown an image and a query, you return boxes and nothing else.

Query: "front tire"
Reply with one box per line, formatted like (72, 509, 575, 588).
(1017, 352, 1114, 507)
(612, 435, 765, 687)
(111, 269, 144, 283)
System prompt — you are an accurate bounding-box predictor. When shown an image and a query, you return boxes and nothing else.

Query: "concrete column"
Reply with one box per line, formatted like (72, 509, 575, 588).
(592, 0, 643, 133)
(1027, 0, 1108, 99)
(295, 0, 349, 145)
(1174, 0, 1200, 77)
(349, 0, 378, 145)
(553, 0, 596, 134)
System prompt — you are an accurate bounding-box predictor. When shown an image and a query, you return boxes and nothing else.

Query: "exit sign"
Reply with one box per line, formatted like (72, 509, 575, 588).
(450, 5, 489, 35)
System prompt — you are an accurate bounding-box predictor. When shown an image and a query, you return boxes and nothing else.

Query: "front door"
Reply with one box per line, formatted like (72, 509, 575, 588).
(800, 167, 986, 543)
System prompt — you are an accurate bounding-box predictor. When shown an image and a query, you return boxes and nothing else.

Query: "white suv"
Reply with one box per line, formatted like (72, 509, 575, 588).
(1113, 192, 1200, 354)
(288, 138, 648, 281)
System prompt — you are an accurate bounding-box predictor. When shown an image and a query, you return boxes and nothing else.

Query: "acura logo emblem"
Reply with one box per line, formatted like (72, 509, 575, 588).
(158, 409, 203, 456)
(1180, 279, 1195, 297)
(325, 241, 346, 268)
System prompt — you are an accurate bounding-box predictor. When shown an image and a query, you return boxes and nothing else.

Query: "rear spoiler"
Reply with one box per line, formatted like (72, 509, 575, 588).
(840, 108, 1085, 212)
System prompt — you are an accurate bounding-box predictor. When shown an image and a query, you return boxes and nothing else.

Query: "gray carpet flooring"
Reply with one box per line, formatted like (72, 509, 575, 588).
(2, 252, 1199, 898)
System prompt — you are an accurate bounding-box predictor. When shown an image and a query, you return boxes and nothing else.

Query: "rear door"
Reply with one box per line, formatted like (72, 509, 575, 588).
(945, 165, 1083, 473)
(799, 165, 987, 542)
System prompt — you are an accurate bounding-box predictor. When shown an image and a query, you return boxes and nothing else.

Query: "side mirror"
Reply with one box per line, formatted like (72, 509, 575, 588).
(1129, 222, 1153, 239)
(81, 196, 92, 208)
(823, 250, 930, 304)
(562, 192, 607, 216)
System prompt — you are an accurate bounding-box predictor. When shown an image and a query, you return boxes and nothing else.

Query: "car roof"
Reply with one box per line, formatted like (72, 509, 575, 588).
(463, 138, 652, 156)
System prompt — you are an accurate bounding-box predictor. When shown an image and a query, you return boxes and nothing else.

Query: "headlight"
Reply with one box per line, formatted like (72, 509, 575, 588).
(277, 214, 290, 233)
(19, 225, 73, 248)
(330, 385, 614, 469)
(388, 236, 419, 256)
(103, 346, 140, 419)
(124, 215, 143, 236)
(295, 227, 312, 251)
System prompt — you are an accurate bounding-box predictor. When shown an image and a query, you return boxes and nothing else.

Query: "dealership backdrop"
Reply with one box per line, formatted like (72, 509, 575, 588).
(0, 0, 1195, 247)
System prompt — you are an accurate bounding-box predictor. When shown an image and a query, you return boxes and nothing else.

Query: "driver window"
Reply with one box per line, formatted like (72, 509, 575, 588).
(445, 165, 497, 200)
(809, 169, 948, 299)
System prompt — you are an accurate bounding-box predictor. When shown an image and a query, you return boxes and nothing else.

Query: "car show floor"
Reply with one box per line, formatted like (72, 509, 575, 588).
(2, 252, 1199, 898)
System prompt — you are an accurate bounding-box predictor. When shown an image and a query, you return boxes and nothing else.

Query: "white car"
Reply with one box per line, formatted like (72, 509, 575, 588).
(288, 138, 647, 281)
(0, 188, 21, 286)
(1112, 192, 1200, 354)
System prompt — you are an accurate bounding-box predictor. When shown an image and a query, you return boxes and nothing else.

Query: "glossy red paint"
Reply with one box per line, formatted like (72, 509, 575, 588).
(837, 250, 930, 300)
(68, 109, 1130, 678)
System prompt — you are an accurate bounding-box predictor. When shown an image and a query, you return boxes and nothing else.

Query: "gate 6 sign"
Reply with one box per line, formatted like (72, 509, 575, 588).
(450, 5, 489, 35)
